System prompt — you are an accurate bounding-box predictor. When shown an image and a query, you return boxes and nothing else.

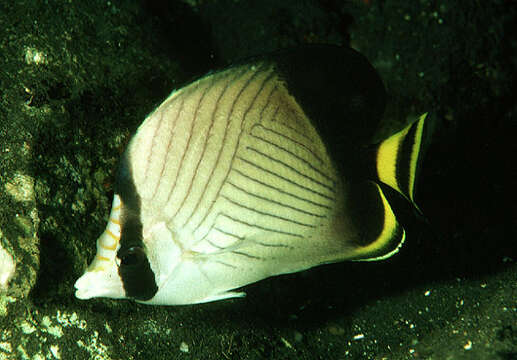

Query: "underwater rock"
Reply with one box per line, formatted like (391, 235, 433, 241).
(0, 171, 40, 303)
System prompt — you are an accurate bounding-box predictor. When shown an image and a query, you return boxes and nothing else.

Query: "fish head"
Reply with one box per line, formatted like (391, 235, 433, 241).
(74, 194, 201, 304)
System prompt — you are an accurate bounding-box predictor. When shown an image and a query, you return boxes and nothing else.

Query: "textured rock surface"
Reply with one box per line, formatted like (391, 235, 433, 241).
(0, 0, 515, 359)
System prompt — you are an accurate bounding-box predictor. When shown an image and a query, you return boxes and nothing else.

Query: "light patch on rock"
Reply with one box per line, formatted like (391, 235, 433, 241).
(179, 341, 189, 353)
(142, 318, 171, 336)
(0, 341, 12, 354)
(41, 316, 64, 338)
(4, 173, 35, 202)
(0, 245, 15, 292)
(16, 344, 29, 360)
(104, 323, 112, 334)
(0, 329, 11, 341)
(143, 319, 160, 335)
(18, 320, 37, 334)
(33, 353, 45, 360)
(77, 331, 110, 360)
(56, 310, 87, 330)
(49, 344, 61, 359)
(24, 47, 48, 65)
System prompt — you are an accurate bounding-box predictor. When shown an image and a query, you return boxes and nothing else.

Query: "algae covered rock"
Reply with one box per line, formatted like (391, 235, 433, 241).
(0, 188, 40, 301)
(0, 108, 41, 303)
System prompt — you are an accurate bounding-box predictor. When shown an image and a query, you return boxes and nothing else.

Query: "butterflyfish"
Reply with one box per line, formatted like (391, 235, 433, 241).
(74, 45, 428, 305)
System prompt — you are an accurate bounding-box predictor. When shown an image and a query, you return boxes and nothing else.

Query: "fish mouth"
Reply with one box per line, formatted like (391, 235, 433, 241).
(74, 260, 125, 300)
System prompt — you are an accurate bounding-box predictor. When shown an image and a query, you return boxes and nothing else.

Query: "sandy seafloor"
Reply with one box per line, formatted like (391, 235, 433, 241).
(0, 0, 516, 359)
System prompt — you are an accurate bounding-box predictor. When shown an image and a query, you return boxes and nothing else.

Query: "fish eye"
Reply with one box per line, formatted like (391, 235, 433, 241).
(119, 247, 145, 267)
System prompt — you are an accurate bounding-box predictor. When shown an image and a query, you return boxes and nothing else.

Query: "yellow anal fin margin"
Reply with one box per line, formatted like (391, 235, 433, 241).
(376, 113, 427, 211)
(351, 182, 406, 261)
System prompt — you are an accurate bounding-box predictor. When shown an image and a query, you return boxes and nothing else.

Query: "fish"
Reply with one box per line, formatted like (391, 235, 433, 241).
(74, 45, 428, 305)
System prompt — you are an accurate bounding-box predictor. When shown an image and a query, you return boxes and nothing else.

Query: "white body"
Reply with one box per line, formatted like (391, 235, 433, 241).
(75, 63, 350, 304)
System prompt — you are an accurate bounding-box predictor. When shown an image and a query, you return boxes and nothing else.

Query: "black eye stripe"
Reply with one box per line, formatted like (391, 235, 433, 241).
(117, 244, 158, 301)
(119, 247, 146, 267)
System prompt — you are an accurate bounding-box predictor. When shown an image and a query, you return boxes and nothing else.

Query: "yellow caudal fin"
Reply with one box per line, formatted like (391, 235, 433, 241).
(342, 113, 427, 263)
(376, 113, 427, 211)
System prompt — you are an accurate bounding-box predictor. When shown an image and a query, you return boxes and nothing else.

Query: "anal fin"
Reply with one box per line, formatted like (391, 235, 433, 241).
(342, 180, 406, 261)
(200, 291, 246, 304)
